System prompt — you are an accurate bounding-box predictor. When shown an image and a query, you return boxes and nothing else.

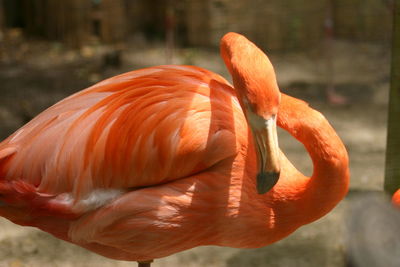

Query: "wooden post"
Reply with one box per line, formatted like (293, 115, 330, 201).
(384, 0, 400, 195)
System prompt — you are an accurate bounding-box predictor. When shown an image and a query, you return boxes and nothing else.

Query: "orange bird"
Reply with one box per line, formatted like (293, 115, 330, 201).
(393, 189, 400, 208)
(0, 33, 349, 265)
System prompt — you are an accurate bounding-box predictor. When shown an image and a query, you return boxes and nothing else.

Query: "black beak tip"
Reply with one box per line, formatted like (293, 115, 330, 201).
(257, 171, 280, 194)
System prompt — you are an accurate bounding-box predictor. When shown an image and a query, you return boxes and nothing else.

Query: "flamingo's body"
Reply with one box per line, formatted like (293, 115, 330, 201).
(0, 33, 349, 262)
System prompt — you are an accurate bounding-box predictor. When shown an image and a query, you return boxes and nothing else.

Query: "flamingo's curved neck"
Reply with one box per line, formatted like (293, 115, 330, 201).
(277, 94, 349, 222)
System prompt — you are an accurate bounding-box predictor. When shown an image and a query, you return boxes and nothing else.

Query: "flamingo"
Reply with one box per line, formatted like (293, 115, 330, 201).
(0, 32, 349, 266)
(393, 189, 400, 208)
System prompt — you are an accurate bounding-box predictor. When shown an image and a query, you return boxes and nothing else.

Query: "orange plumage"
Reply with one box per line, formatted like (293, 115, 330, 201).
(0, 33, 349, 262)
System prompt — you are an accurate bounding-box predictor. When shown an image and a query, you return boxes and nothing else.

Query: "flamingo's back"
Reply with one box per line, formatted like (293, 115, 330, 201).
(0, 65, 243, 210)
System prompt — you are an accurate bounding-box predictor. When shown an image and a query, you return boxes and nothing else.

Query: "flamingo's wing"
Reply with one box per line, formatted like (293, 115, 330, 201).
(0, 66, 244, 204)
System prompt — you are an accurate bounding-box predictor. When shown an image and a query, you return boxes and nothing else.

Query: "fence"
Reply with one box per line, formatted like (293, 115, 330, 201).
(0, 0, 393, 50)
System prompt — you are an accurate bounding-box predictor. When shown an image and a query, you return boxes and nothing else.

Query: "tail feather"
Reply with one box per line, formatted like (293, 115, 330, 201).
(0, 145, 81, 224)
(0, 146, 17, 162)
(0, 179, 80, 223)
(0, 145, 17, 179)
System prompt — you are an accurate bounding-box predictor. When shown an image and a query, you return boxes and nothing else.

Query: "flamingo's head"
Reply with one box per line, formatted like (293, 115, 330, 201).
(220, 32, 281, 194)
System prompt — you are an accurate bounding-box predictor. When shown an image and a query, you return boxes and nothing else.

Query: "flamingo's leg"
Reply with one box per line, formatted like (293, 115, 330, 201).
(138, 260, 153, 267)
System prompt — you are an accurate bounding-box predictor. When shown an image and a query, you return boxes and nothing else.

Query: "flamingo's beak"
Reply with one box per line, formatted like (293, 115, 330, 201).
(247, 113, 281, 194)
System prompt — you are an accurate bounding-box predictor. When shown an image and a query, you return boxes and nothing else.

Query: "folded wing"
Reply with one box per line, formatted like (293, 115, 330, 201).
(0, 66, 243, 203)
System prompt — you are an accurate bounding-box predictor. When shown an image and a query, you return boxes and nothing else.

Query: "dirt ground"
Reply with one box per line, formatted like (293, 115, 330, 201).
(0, 36, 399, 267)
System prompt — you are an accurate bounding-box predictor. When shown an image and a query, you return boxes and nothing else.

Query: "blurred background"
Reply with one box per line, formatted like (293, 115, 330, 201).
(0, 0, 399, 266)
